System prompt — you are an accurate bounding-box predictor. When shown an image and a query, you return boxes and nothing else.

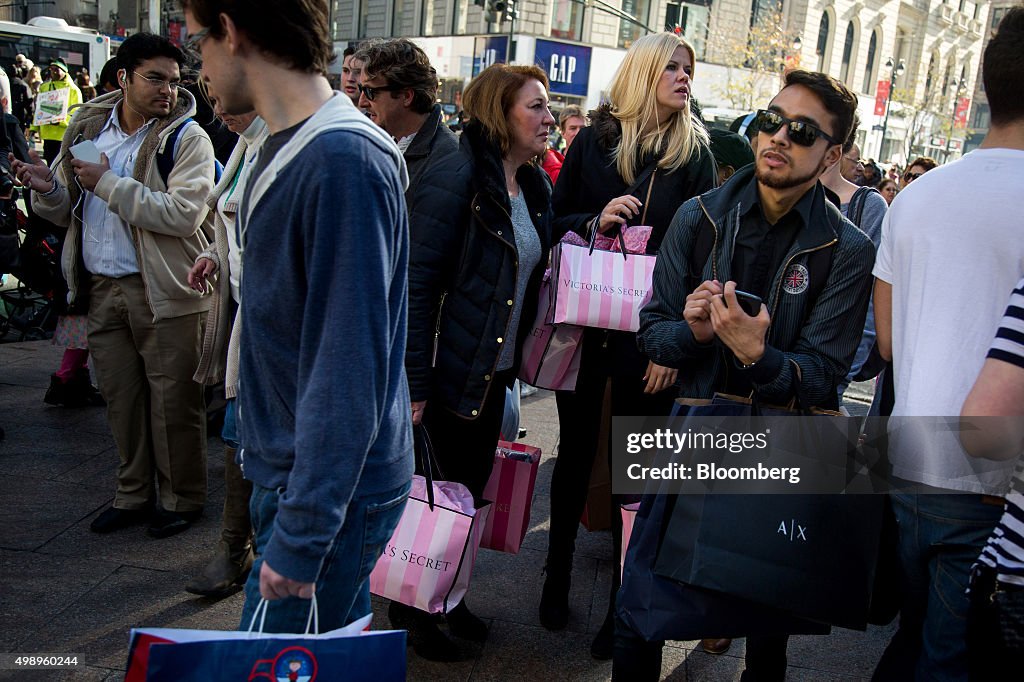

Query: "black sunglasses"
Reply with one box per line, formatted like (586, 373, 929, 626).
(903, 171, 923, 182)
(357, 83, 404, 101)
(755, 109, 839, 147)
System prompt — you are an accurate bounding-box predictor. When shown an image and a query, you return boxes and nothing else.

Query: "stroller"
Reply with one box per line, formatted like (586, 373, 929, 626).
(0, 197, 65, 342)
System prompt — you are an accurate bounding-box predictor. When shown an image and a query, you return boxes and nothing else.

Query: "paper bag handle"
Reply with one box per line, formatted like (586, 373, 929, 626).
(246, 594, 320, 636)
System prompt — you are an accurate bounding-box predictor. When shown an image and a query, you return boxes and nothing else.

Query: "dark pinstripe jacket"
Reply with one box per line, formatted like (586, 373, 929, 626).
(638, 165, 875, 410)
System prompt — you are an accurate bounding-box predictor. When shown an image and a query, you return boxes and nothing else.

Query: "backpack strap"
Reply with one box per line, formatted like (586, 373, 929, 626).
(156, 117, 222, 186)
(847, 186, 879, 230)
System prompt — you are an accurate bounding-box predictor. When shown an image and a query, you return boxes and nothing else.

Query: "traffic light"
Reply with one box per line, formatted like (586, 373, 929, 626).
(485, 0, 507, 24)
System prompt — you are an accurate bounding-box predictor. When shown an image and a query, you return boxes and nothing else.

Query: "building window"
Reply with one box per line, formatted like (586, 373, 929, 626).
(971, 102, 990, 129)
(618, 0, 652, 49)
(421, 0, 441, 36)
(551, 0, 585, 40)
(392, 0, 414, 36)
(991, 6, 1009, 30)
(861, 29, 877, 94)
(666, 1, 711, 59)
(815, 12, 830, 72)
(839, 22, 855, 85)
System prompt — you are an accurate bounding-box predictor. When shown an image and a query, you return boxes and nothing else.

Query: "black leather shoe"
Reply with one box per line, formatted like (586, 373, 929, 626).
(90, 505, 151, 533)
(446, 600, 489, 643)
(390, 601, 472, 662)
(147, 508, 202, 539)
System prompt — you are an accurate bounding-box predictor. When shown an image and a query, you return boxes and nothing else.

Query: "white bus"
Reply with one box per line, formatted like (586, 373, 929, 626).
(0, 16, 110, 80)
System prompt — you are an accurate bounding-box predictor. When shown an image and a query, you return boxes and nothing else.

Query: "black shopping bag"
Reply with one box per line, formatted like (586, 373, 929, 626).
(652, 392, 885, 630)
(617, 490, 830, 642)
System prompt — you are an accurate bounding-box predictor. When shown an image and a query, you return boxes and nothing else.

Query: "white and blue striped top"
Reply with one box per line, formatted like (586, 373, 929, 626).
(977, 277, 1024, 587)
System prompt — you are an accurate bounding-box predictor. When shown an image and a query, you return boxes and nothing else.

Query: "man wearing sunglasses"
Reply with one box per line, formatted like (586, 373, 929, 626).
(898, 155, 937, 188)
(626, 70, 876, 681)
(354, 38, 457, 201)
(11, 33, 217, 539)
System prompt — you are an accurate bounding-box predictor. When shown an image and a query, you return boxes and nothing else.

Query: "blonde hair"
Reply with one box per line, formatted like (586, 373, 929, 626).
(607, 32, 709, 185)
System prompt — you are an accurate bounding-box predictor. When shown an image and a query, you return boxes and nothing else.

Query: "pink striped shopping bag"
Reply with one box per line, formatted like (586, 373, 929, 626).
(550, 239, 656, 332)
(369, 475, 491, 614)
(480, 441, 542, 554)
(518, 270, 583, 391)
(620, 502, 641, 580)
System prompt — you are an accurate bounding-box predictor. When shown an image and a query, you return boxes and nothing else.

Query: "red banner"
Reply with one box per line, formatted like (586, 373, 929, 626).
(874, 80, 891, 117)
(953, 97, 971, 129)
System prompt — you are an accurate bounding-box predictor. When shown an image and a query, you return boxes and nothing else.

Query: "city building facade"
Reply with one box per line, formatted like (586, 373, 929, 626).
(335, 0, 992, 164)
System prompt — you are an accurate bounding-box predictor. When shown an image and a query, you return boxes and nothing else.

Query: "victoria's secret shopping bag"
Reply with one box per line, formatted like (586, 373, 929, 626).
(369, 474, 490, 614)
(481, 441, 541, 554)
(550, 227, 656, 333)
(518, 270, 583, 391)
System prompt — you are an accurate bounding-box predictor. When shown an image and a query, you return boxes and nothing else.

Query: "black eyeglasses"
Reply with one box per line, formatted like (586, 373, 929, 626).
(755, 109, 839, 147)
(903, 171, 923, 182)
(357, 83, 404, 101)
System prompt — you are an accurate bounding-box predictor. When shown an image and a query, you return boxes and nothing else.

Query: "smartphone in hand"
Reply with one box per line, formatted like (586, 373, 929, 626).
(732, 289, 763, 317)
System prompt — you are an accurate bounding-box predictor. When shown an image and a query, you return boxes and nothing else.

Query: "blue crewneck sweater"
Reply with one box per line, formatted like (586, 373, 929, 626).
(237, 95, 413, 583)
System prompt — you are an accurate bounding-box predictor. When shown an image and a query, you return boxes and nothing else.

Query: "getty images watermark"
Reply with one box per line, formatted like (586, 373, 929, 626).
(611, 415, 1021, 495)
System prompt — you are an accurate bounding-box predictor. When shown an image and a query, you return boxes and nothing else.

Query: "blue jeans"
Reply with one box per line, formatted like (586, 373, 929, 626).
(873, 490, 1002, 681)
(221, 399, 239, 448)
(238, 480, 410, 634)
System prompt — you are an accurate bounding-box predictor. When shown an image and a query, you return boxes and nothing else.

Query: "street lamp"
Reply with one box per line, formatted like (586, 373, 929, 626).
(944, 77, 968, 161)
(792, 36, 802, 52)
(878, 57, 905, 161)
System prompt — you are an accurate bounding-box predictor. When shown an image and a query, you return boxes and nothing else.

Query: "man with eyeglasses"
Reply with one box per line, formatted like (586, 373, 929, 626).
(898, 155, 937, 188)
(840, 141, 864, 185)
(620, 70, 876, 681)
(871, 9, 1024, 679)
(354, 38, 457, 200)
(11, 33, 217, 540)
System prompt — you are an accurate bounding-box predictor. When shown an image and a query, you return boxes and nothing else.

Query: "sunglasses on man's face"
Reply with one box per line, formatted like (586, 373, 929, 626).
(903, 171, 924, 182)
(755, 109, 839, 148)
(357, 83, 404, 101)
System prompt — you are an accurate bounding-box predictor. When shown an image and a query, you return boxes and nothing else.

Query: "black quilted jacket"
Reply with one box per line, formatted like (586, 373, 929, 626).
(406, 122, 553, 418)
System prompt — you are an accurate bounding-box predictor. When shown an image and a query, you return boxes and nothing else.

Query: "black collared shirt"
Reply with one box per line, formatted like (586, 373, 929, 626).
(725, 175, 816, 396)
(730, 174, 816, 301)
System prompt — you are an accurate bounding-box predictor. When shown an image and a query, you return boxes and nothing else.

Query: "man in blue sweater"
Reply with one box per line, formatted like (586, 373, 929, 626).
(182, 0, 413, 632)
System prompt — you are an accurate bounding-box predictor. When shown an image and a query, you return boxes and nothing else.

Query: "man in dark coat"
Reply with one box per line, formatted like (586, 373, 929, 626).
(355, 38, 457, 201)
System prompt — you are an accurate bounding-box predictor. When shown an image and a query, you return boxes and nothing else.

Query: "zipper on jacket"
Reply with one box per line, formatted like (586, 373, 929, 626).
(696, 198, 720, 282)
(766, 239, 837, 337)
(431, 291, 448, 368)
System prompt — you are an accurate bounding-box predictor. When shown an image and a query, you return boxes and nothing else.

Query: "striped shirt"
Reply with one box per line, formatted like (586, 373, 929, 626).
(976, 277, 1024, 586)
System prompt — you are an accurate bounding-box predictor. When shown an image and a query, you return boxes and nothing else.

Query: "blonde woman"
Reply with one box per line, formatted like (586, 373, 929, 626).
(541, 32, 716, 659)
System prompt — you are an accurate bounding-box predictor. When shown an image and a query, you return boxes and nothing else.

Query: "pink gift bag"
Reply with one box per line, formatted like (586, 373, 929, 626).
(550, 228, 656, 333)
(369, 474, 491, 614)
(480, 441, 542, 554)
(620, 502, 641, 580)
(518, 270, 583, 391)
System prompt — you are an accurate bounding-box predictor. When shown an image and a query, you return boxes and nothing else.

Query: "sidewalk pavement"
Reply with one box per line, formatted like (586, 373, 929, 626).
(0, 339, 894, 681)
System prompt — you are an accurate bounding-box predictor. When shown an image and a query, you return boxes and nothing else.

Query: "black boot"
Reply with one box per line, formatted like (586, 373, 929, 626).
(43, 374, 66, 406)
(539, 560, 572, 631)
(388, 601, 472, 662)
(64, 368, 105, 407)
(446, 599, 489, 643)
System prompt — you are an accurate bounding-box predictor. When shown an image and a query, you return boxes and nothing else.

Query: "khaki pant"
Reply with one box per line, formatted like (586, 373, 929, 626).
(88, 275, 207, 512)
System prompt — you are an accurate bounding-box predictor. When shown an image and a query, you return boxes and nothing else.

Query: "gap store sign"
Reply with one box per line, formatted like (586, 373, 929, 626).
(473, 36, 508, 76)
(534, 39, 591, 98)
